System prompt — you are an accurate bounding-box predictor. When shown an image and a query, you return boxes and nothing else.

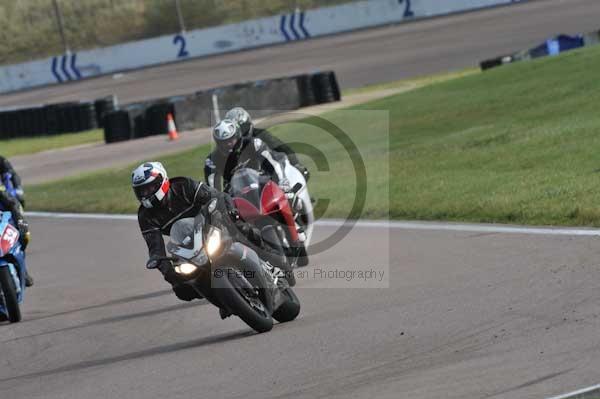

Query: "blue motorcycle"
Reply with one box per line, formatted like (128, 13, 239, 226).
(0, 211, 26, 323)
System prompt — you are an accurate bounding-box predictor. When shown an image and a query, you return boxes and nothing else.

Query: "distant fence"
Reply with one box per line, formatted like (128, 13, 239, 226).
(0, 0, 526, 94)
(1, 0, 349, 66)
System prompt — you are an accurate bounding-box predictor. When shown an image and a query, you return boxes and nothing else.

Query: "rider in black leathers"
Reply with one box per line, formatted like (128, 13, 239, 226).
(223, 107, 310, 181)
(132, 162, 290, 301)
(204, 119, 290, 192)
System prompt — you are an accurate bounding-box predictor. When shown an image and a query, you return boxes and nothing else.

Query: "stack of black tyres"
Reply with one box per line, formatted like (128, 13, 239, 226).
(144, 102, 174, 137)
(77, 102, 98, 132)
(295, 74, 318, 107)
(31, 107, 46, 137)
(313, 71, 340, 104)
(43, 104, 60, 135)
(103, 110, 132, 143)
(295, 71, 341, 106)
(94, 96, 117, 128)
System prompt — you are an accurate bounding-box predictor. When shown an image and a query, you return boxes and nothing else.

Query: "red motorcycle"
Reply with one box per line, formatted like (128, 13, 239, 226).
(228, 168, 308, 267)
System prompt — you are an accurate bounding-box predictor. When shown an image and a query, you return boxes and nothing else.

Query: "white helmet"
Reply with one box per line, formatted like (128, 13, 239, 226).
(213, 119, 242, 155)
(131, 162, 169, 208)
(224, 107, 253, 137)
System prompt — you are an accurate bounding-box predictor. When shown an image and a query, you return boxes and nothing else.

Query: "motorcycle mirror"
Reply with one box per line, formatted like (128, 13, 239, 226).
(292, 183, 303, 194)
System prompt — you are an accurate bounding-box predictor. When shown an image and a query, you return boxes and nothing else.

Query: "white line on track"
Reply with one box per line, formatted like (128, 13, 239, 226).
(545, 383, 600, 399)
(26, 211, 600, 236)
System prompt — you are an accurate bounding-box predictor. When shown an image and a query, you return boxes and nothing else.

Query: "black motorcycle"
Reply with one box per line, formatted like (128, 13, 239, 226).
(162, 199, 300, 333)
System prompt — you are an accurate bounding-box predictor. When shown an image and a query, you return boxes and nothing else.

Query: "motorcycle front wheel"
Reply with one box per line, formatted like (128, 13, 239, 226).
(213, 268, 273, 333)
(0, 266, 21, 323)
(272, 287, 300, 323)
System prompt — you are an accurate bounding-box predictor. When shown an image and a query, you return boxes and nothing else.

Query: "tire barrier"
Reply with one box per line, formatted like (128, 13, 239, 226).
(119, 70, 341, 137)
(313, 71, 341, 104)
(94, 95, 117, 128)
(0, 101, 101, 139)
(295, 71, 340, 106)
(296, 74, 318, 107)
(103, 110, 132, 144)
(144, 102, 175, 137)
(0, 70, 341, 143)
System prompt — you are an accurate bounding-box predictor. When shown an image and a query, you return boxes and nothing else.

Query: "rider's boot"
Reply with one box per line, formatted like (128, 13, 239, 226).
(219, 307, 232, 319)
(25, 271, 33, 287)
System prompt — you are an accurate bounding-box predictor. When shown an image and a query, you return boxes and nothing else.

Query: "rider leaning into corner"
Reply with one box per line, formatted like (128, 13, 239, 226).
(132, 162, 293, 304)
(204, 119, 291, 192)
(0, 181, 32, 286)
(0, 155, 25, 206)
(204, 107, 309, 190)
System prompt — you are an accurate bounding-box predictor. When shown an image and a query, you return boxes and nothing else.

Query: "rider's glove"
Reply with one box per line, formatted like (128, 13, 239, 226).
(228, 207, 240, 222)
(172, 284, 196, 301)
(147, 258, 174, 277)
(16, 219, 28, 234)
(162, 266, 180, 286)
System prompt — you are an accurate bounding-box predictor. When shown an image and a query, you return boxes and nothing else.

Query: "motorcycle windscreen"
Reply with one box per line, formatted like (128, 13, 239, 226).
(168, 218, 200, 250)
(230, 168, 261, 209)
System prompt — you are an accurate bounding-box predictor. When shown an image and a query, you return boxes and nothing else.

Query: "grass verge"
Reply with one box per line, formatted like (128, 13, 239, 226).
(27, 45, 600, 226)
(4, 129, 103, 158)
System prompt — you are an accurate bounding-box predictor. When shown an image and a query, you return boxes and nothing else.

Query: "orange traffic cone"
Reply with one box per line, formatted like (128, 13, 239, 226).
(167, 113, 179, 141)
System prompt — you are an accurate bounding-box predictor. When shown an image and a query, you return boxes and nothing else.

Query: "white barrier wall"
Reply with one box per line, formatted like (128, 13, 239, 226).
(0, 0, 524, 94)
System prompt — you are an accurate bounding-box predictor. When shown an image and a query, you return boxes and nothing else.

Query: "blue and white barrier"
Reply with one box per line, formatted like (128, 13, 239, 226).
(0, 0, 524, 94)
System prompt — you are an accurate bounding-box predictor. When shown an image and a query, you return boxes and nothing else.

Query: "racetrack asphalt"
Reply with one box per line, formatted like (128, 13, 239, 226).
(1, 217, 600, 399)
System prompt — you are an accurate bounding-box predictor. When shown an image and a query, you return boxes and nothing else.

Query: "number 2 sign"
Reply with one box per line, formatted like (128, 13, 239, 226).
(173, 34, 190, 58)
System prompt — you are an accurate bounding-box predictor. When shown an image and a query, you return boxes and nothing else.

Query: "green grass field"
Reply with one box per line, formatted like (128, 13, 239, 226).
(27, 45, 600, 226)
(4, 129, 103, 157)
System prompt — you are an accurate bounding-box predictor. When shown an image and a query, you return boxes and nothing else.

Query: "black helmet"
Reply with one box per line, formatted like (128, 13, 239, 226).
(213, 119, 242, 155)
(224, 107, 253, 137)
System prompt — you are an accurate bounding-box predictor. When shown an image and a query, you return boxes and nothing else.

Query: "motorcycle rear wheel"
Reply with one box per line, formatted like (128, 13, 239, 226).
(213, 268, 273, 333)
(0, 266, 21, 323)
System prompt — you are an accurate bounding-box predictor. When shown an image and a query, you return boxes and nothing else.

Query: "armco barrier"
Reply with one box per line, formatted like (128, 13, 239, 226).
(0, 0, 526, 94)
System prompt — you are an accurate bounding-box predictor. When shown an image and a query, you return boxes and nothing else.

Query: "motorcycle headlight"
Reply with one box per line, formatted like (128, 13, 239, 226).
(174, 263, 198, 275)
(205, 228, 222, 257)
